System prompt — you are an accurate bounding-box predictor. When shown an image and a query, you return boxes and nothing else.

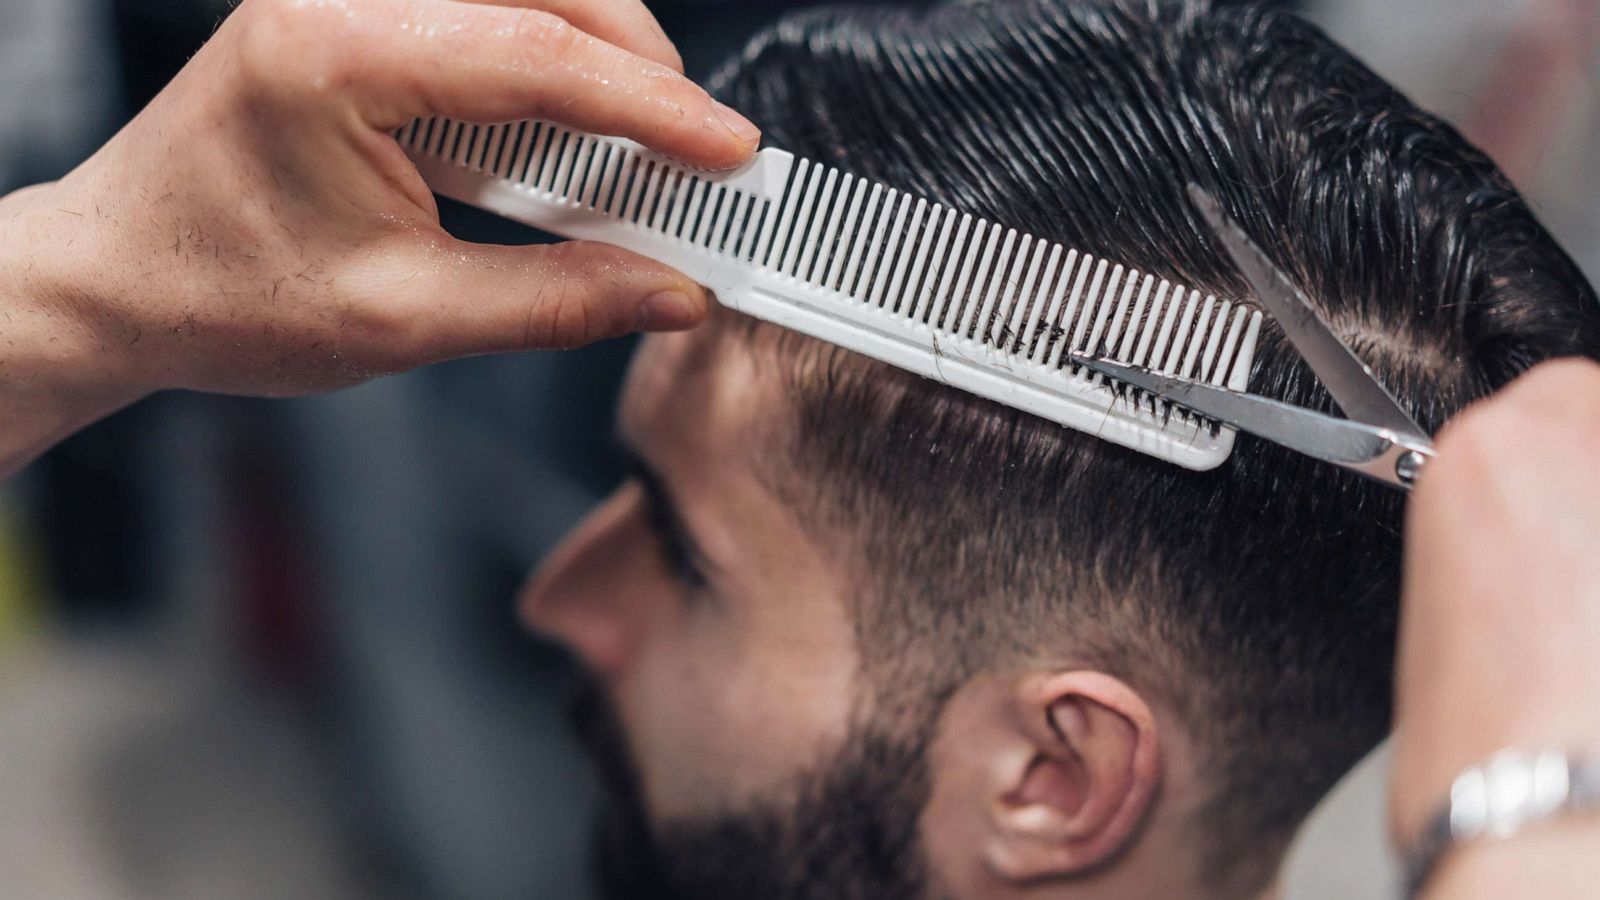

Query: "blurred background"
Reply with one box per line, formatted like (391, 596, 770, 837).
(0, 0, 1593, 898)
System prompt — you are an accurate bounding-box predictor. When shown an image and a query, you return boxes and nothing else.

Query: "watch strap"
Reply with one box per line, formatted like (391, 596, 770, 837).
(1403, 747, 1600, 898)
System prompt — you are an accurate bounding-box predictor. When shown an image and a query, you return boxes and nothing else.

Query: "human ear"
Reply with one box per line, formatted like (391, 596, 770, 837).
(986, 671, 1162, 881)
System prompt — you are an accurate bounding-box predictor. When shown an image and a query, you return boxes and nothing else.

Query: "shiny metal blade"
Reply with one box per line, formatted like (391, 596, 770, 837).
(1071, 355, 1393, 466)
(1187, 185, 1429, 442)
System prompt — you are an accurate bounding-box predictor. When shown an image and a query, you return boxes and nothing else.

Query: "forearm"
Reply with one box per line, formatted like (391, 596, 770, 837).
(0, 183, 144, 476)
(1394, 360, 1600, 900)
(1424, 821, 1600, 900)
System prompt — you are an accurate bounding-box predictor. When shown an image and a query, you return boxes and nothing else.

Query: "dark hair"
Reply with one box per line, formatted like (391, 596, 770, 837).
(710, 0, 1600, 892)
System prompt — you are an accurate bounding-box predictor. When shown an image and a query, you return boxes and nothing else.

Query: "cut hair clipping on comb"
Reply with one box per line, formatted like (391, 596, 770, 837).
(399, 118, 1262, 470)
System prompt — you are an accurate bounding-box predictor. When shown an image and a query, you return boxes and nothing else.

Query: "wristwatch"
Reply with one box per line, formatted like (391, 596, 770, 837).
(1401, 747, 1600, 898)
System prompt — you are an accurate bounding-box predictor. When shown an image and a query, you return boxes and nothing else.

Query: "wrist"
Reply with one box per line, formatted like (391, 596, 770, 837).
(0, 183, 148, 474)
(1422, 817, 1600, 900)
(1396, 746, 1600, 899)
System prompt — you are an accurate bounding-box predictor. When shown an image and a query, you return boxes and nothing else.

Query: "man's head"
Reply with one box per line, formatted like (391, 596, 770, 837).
(522, 1, 1600, 898)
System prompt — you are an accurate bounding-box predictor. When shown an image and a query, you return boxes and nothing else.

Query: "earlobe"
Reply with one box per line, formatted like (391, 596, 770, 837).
(986, 672, 1162, 882)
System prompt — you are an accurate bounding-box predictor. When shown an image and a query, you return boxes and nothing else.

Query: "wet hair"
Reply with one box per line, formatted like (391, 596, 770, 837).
(709, 0, 1600, 893)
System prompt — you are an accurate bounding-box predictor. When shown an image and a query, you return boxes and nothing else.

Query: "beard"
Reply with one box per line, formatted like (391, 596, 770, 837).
(568, 675, 944, 900)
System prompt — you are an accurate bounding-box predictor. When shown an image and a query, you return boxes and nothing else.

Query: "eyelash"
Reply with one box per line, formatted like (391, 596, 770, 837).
(639, 484, 708, 590)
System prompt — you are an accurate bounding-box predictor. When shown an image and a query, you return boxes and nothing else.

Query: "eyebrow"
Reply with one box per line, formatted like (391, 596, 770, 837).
(616, 440, 719, 578)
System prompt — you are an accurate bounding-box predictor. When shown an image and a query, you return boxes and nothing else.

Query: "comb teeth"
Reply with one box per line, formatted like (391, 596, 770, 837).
(399, 117, 1264, 470)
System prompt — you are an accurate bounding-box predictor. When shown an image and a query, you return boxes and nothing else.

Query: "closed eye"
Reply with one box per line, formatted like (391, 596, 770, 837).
(624, 455, 710, 591)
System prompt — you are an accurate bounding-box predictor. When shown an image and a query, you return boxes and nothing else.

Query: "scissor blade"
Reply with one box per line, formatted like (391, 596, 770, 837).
(1071, 355, 1394, 466)
(1187, 185, 1428, 442)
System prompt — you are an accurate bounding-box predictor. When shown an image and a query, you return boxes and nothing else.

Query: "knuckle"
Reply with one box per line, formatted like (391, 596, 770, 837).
(518, 9, 583, 60)
(1430, 404, 1506, 480)
(523, 244, 627, 349)
(1471, 357, 1600, 446)
(236, 0, 361, 100)
(652, 73, 709, 118)
(1427, 359, 1600, 511)
(527, 280, 595, 350)
(1530, 356, 1600, 382)
(1434, 403, 1493, 451)
(1525, 357, 1600, 405)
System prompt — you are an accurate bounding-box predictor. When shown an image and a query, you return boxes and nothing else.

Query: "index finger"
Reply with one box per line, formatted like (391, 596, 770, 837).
(372, 2, 759, 170)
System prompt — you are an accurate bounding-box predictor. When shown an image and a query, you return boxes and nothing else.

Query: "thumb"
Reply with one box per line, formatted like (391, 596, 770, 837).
(387, 239, 710, 364)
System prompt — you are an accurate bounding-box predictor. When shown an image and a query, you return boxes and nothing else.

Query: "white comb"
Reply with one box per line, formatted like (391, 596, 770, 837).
(399, 117, 1263, 470)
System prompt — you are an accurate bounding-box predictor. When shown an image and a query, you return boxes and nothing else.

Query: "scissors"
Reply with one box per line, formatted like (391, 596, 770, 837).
(1069, 185, 1437, 491)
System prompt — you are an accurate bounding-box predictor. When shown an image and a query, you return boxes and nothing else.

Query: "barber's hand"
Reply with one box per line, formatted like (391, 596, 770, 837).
(1392, 358, 1600, 897)
(0, 0, 758, 472)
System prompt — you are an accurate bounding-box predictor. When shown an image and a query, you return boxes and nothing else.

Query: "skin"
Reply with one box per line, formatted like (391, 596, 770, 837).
(0, 1, 1595, 894)
(525, 319, 1600, 899)
(1393, 359, 1600, 899)
(522, 318, 863, 817)
(522, 313, 1213, 899)
(0, 0, 760, 476)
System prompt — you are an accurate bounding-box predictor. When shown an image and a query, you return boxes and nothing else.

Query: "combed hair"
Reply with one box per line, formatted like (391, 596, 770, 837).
(710, 0, 1600, 893)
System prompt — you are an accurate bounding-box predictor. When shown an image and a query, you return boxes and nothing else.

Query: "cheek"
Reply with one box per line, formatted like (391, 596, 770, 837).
(618, 629, 746, 818)
(520, 489, 768, 816)
(617, 588, 862, 822)
(526, 472, 866, 823)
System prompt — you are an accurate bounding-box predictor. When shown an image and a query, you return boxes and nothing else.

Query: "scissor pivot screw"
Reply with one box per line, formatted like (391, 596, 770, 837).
(1396, 451, 1426, 486)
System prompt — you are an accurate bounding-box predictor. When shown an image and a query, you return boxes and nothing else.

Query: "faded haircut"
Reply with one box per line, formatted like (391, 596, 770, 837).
(709, 0, 1600, 893)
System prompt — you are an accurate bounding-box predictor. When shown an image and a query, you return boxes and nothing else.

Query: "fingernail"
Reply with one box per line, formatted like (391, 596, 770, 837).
(712, 101, 761, 146)
(634, 290, 701, 332)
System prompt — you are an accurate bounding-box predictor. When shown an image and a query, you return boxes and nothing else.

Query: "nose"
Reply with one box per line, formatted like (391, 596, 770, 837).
(520, 483, 654, 678)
